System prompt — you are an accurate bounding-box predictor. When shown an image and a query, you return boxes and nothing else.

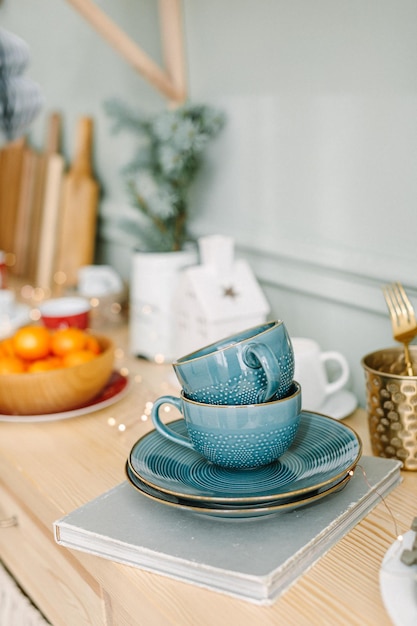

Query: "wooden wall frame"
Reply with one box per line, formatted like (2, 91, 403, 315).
(65, 0, 187, 104)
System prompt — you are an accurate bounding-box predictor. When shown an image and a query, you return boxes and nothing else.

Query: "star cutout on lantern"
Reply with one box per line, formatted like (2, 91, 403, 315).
(223, 285, 239, 298)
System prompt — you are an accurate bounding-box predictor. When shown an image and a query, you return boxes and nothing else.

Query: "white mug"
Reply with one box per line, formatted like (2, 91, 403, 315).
(291, 337, 350, 411)
(78, 265, 123, 297)
(0, 289, 15, 317)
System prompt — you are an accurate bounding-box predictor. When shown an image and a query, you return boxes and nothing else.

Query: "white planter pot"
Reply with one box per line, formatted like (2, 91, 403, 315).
(129, 248, 198, 362)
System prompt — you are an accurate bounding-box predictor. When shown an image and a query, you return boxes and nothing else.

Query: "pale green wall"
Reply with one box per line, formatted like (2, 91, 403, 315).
(186, 0, 417, 280)
(1, 1, 417, 406)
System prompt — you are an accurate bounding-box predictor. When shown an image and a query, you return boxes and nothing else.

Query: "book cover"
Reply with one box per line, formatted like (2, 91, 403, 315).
(54, 456, 401, 605)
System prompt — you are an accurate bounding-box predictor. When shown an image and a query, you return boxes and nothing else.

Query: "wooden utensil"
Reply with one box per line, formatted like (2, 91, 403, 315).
(55, 116, 99, 288)
(27, 112, 61, 283)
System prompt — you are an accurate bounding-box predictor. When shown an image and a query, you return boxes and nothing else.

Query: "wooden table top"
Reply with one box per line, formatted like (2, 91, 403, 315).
(0, 324, 415, 625)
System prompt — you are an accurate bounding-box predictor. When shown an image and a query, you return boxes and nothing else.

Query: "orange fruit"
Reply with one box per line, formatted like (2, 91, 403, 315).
(85, 335, 101, 355)
(27, 356, 62, 373)
(0, 355, 26, 374)
(51, 328, 87, 357)
(0, 337, 15, 358)
(62, 349, 96, 368)
(12, 326, 52, 361)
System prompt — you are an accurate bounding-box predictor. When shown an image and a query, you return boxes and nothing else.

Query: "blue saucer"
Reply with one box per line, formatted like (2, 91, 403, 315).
(125, 461, 352, 519)
(128, 411, 362, 504)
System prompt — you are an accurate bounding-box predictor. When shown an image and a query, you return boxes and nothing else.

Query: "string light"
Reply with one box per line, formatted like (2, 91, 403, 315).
(114, 348, 124, 360)
(350, 465, 417, 580)
(111, 302, 122, 314)
(30, 308, 41, 321)
(53, 271, 67, 286)
(20, 284, 34, 299)
(355, 464, 403, 539)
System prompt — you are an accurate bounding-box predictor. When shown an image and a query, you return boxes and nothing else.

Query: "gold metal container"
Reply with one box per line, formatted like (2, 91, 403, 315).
(362, 347, 417, 471)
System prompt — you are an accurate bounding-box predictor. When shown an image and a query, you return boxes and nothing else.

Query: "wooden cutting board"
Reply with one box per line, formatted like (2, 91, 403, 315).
(29, 112, 62, 285)
(35, 153, 65, 291)
(0, 137, 26, 257)
(12, 146, 40, 276)
(0, 148, 6, 252)
(55, 116, 99, 288)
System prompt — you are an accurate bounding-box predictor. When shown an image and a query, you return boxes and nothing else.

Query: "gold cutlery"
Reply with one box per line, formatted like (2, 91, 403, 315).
(382, 282, 417, 376)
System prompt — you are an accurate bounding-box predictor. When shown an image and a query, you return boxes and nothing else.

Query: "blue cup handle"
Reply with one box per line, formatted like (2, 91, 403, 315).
(151, 395, 194, 450)
(242, 343, 281, 402)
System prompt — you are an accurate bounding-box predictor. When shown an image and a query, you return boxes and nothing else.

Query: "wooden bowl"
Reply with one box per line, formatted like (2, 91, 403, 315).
(0, 335, 114, 415)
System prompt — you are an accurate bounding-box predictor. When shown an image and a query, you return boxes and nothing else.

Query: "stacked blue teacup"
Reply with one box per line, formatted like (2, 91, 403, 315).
(151, 320, 302, 470)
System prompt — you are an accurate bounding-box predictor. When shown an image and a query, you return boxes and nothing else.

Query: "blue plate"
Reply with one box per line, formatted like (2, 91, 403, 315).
(128, 411, 361, 504)
(125, 461, 352, 519)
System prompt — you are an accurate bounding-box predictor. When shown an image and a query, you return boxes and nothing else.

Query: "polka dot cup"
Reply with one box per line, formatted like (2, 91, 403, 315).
(173, 320, 294, 405)
(151, 382, 302, 469)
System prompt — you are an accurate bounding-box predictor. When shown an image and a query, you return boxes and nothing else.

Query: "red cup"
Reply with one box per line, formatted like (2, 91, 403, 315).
(39, 297, 90, 330)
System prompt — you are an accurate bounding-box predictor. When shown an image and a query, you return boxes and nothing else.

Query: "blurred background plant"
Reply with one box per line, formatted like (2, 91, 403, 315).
(105, 101, 225, 253)
(0, 27, 43, 144)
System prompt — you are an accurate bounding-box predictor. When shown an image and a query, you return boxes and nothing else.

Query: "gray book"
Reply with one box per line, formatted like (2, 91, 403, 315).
(54, 456, 401, 605)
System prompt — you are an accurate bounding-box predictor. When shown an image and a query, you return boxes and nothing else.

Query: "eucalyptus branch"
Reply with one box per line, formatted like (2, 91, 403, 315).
(106, 100, 225, 252)
(128, 183, 169, 236)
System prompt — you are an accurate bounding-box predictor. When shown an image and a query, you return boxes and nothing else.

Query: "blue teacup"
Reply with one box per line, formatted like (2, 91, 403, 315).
(151, 382, 302, 469)
(173, 320, 294, 405)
